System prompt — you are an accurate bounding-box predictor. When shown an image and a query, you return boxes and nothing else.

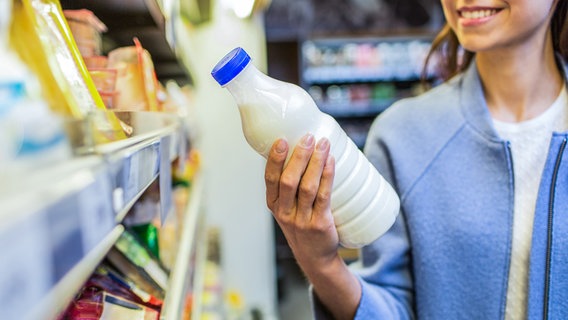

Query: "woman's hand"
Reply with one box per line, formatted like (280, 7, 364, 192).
(264, 133, 340, 269)
(266, 134, 362, 319)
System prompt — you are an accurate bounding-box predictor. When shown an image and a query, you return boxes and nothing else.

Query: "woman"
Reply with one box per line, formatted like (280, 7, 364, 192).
(264, 0, 568, 318)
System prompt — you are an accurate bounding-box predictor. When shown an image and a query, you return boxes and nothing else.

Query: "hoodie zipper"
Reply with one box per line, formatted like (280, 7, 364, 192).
(543, 138, 566, 320)
(504, 141, 514, 318)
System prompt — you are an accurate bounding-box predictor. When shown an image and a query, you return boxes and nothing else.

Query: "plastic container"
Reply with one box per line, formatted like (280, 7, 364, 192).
(64, 9, 106, 56)
(211, 47, 400, 248)
(83, 55, 108, 69)
(107, 43, 159, 111)
(107, 46, 148, 111)
(88, 68, 117, 92)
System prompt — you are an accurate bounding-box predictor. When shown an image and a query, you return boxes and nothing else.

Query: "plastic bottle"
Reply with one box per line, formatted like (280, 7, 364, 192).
(211, 47, 400, 248)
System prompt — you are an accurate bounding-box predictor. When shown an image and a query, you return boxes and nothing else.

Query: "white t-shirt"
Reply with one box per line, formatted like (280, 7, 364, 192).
(493, 87, 568, 320)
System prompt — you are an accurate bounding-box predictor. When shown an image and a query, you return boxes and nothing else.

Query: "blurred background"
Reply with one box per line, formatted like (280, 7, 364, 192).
(0, 0, 444, 319)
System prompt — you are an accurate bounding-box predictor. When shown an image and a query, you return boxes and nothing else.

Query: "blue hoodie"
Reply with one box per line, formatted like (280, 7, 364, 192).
(313, 59, 568, 319)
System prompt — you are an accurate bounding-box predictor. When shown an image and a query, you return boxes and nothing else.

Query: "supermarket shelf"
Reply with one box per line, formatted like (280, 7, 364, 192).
(161, 173, 204, 320)
(189, 214, 210, 320)
(29, 225, 125, 320)
(299, 35, 437, 149)
(0, 111, 186, 320)
(93, 112, 181, 155)
(94, 112, 183, 222)
(303, 66, 423, 84)
(0, 156, 107, 223)
(0, 157, 116, 320)
(60, 0, 193, 86)
(105, 137, 161, 221)
(319, 99, 395, 118)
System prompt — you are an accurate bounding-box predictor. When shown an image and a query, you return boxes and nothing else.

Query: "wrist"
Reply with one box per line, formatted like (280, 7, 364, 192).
(303, 252, 362, 319)
(296, 250, 344, 277)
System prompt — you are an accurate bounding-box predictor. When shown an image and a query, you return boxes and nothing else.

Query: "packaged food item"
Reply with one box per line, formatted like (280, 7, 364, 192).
(134, 38, 160, 112)
(107, 38, 160, 112)
(99, 292, 159, 320)
(211, 47, 400, 248)
(99, 91, 118, 109)
(64, 290, 159, 320)
(84, 56, 108, 69)
(0, 0, 71, 178)
(106, 248, 166, 300)
(107, 45, 147, 111)
(97, 265, 163, 308)
(88, 68, 117, 93)
(63, 9, 107, 57)
(129, 223, 161, 261)
(108, 231, 169, 297)
(9, 0, 126, 143)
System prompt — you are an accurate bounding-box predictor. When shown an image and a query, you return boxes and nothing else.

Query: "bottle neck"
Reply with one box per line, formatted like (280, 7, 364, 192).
(225, 62, 261, 92)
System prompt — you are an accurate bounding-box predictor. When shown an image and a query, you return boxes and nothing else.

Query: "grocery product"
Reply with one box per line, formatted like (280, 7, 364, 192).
(0, 0, 71, 176)
(63, 9, 107, 57)
(211, 47, 400, 248)
(107, 38, 160, 112)
(9, 0, 125, 143)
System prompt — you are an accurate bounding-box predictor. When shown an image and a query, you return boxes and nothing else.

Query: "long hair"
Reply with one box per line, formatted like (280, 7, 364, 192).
(423, 1, 568, 82)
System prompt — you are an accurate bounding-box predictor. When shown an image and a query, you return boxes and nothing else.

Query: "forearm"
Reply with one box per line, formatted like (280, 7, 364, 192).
(301, 253, 362, 319)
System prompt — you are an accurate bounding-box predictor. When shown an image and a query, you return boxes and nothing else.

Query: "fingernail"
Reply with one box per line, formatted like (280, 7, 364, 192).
(301, 134, 314, 147)
(275, 139, 287, 153)
(316, 138, 329, 151)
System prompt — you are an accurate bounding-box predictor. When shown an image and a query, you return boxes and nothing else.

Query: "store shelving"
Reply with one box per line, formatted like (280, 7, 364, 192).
(0, 0, 209, 317)
(0, 1, 207, 319)
(60, 0, 192, 86)
(186, 222, 211, 320)
(299, 34, 437, 148)
(300, 35, 435, 116)
(160, 173, 204, 320)
(93, 112, 183, 222)
(0, 156, 111, 320)
(0, 111, 192, 320)
(31, 226, 125, 320)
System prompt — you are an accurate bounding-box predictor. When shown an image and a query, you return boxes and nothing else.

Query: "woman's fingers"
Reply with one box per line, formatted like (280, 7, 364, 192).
(265, 135, 339, 265)
(297, 138, 330, 222)
(278, 134, 315, 214)
(265, 139, 288, 210)
(313, 154, 335, 221)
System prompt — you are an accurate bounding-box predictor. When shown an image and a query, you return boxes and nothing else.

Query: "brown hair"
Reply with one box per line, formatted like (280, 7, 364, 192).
(423, 1, 568, 82)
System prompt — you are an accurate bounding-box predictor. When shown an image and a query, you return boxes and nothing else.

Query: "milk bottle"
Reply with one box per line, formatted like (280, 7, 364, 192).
(211, 47, 400, 248)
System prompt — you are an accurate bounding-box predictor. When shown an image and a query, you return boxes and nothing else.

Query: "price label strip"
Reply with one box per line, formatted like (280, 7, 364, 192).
(0, 214, 52, 320)
(159, 135, 173, 225)
(112, 140, 160, 219)
(77, 168, 115, 252)
(45, 194, 85, 283)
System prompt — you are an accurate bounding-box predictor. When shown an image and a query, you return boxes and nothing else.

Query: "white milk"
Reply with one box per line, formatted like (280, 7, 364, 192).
(211, 47, 400, 248)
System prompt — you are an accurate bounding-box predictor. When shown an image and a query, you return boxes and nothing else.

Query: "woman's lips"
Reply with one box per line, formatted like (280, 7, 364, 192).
(457, 7, 502, 27)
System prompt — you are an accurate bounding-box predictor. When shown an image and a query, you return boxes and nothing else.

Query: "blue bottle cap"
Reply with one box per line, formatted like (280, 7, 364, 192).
(211, 47, 252, 86)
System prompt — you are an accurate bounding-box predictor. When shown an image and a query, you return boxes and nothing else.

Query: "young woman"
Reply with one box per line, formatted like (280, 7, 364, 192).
(264, 0, 568, 318)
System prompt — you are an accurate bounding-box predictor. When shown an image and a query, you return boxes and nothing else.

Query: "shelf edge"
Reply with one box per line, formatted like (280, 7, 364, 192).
(160, 173, 204, 320)
(31, 225, 125, 320)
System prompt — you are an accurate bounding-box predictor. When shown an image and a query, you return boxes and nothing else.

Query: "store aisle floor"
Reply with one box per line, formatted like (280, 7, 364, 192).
(277, 259, 313, 320)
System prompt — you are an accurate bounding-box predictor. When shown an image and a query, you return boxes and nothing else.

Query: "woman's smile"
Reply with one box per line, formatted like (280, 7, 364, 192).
(457, 6, 503, 27)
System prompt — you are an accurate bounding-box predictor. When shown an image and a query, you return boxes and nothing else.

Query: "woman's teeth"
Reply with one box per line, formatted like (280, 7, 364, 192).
(461, 9, 498, 19)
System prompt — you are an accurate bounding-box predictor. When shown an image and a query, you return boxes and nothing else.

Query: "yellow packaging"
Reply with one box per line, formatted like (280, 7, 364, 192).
(9, 0, 125, 143)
